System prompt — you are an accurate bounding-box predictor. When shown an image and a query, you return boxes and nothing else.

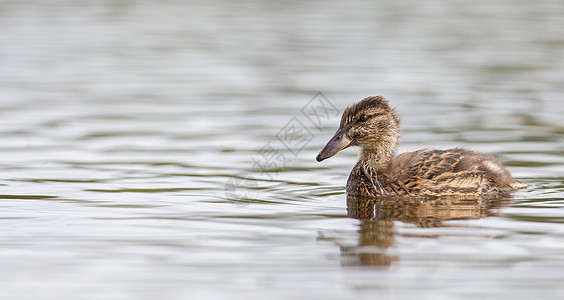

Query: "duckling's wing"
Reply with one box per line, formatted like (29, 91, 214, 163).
(411, 170, 490, 195)
(406, 150, 463, 180)
(392, 149, 525, 195)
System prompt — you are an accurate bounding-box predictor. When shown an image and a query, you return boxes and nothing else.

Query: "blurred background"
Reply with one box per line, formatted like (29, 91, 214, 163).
(1, 0, 564, 299)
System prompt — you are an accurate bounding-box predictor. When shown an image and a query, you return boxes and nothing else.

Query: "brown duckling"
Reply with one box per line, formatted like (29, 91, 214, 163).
(316, 96, 526, 198)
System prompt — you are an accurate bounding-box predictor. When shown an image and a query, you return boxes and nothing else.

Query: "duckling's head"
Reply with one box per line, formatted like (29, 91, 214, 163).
(316, 96, 400, 162)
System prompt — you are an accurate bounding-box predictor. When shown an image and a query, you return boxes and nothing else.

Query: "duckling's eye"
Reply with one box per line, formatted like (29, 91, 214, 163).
(358, 114, 369, 122)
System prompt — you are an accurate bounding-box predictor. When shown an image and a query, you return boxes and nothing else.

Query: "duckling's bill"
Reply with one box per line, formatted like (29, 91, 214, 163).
(316, 128, 355, 162)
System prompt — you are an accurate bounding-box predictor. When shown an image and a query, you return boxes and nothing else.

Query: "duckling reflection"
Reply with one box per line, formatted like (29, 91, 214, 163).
(339, 218, 398, 267)
(340, 195, 511, 267)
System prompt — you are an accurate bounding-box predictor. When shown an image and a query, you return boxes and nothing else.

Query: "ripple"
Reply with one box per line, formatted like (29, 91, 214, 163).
(1, 0, 564, 299)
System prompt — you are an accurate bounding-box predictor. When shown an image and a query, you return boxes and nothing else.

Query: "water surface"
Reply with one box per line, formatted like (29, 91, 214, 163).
(1, 0, 564, 299)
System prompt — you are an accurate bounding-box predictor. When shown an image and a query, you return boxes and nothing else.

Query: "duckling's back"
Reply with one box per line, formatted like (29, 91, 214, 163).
(347, 148, 526, 197)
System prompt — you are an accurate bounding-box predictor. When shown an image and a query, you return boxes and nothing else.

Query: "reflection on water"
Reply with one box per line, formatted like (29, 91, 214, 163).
(347, 195, 509, 225)
(343, 195, 511, 267)
(1, 0, 564, 299)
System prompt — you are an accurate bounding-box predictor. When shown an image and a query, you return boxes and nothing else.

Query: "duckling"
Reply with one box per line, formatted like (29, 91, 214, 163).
(316, 96, 526, 198)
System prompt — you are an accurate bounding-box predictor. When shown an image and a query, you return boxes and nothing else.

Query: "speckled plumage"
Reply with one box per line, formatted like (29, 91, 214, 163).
(317, 96, 526, 198)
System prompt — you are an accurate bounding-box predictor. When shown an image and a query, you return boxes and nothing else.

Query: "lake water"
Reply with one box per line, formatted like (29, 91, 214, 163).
(1, 0, 564, 299)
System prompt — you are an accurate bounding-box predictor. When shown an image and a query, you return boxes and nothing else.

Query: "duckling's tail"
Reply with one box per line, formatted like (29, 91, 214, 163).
(510, 181, 528, 190)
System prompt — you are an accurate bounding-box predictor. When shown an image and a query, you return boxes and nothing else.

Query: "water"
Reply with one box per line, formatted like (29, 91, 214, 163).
(1, 0, 564, 299)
